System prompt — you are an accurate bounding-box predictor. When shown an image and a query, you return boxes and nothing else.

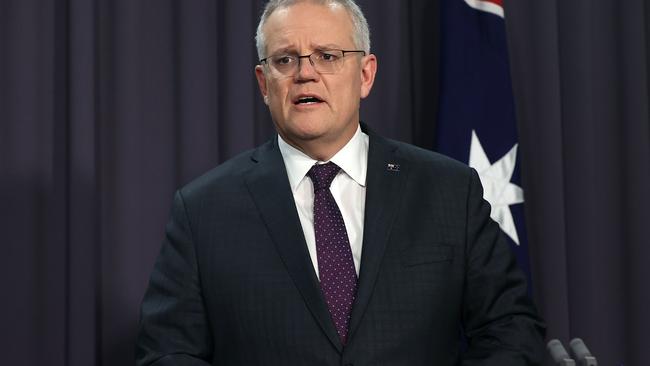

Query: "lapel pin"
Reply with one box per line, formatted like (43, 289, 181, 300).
(386, 163, 400, 172)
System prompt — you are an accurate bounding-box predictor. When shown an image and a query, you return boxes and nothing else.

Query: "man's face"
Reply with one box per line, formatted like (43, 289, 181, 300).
(255, 2, 377, 158)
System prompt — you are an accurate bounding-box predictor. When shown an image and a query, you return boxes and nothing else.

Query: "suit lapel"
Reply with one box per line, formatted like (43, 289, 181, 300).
(244, 139, 344, 352)
(348, 131, 409, 341)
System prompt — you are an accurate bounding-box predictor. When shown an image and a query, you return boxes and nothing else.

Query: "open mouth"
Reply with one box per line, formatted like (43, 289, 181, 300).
(294, 96, 324, 105)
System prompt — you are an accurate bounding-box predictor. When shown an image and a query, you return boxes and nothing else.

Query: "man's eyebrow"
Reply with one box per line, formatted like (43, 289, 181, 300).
(313, 43, 344, 50)
(268, 45, 296, 55)
(268, 43, 347, 55)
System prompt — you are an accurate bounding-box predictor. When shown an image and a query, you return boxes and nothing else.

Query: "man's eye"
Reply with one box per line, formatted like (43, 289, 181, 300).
(320, 52, 340, 62)
(274, 56, 294, 65)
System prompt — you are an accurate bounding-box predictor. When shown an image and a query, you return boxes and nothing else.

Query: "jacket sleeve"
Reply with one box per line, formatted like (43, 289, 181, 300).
(136, 190, 212, 366)
(461, 169, 546, 366)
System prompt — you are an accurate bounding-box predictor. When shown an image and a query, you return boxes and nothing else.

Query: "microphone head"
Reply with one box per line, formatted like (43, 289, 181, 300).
(569, 338, 597, 364)
(547, 339, 572, 363)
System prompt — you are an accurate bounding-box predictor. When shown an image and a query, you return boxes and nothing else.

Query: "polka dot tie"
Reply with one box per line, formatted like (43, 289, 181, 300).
(307, 162, 358, 345)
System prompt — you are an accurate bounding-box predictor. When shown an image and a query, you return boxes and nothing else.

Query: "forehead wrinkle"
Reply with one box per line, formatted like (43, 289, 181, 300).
(265, 27, 351, 54)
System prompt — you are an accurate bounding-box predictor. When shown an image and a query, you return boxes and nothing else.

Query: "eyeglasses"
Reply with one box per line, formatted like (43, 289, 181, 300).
(260, 49, 366, 76)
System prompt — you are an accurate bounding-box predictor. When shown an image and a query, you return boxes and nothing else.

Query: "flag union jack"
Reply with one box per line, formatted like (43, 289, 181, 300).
(464, 0, 504, 18)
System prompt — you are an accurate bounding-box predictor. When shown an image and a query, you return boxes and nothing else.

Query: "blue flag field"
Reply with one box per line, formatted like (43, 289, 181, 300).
(436, 0, 532, 284)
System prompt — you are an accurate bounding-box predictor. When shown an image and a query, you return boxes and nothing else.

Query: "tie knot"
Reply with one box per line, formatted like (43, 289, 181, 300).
(307, 162, 341, 190)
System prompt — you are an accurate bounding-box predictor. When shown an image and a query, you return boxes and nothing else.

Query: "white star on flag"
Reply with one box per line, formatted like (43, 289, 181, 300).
(468, 130, 524, 245)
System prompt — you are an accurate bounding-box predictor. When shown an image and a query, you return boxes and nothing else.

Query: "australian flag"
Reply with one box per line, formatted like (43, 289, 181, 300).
(435, 0, 532, 285)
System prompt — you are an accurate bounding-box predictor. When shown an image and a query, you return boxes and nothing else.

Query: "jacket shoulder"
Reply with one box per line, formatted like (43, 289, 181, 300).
(177, 144, 263, 202)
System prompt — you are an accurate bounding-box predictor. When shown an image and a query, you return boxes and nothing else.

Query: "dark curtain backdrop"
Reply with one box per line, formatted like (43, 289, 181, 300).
(2, 0, 649, 365)
(0, 1, 438, 365)
(505, 0, 650, 365)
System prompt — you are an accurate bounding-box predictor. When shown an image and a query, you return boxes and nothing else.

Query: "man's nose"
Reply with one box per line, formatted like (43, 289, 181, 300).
(295, 56, 320, 81)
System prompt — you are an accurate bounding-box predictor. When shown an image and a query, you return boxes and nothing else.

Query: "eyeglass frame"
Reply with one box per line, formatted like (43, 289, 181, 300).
(259, 49, 367, 76)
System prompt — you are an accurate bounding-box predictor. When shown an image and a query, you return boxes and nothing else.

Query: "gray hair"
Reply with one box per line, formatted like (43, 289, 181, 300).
(255, 0, 371, 59)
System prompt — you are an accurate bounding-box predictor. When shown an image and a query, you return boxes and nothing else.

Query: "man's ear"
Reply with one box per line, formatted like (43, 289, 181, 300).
(359, 54, 377, 99)
(255, 65, 269, 105)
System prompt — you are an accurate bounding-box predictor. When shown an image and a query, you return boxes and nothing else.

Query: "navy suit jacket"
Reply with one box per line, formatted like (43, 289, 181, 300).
(136, 125, 545, 365)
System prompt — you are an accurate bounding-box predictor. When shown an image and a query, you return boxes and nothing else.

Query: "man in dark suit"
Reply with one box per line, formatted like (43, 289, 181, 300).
(136, 0, 546, 365)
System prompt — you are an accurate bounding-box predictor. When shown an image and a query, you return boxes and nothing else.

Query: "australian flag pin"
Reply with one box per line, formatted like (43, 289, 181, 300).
(386, 163, 400, 172)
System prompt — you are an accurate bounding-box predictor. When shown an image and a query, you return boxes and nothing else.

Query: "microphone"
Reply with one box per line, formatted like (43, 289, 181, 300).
(547, 339, 576, 366)
(569, 338, 598, 366)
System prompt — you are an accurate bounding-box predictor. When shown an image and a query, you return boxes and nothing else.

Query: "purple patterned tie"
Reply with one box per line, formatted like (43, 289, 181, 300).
(307, 162, 358, 345)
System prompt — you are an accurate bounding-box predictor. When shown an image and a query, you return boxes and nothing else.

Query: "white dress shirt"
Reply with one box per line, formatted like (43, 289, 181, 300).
(278, 125, 369, 279)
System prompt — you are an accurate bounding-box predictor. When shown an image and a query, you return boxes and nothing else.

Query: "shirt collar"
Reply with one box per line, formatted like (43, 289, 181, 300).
(278, 124, 369, 192)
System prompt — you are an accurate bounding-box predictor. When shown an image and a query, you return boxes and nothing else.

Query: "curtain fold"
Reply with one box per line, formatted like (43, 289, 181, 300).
(505, 0, 650, 365)
(0, 1, 439, 365)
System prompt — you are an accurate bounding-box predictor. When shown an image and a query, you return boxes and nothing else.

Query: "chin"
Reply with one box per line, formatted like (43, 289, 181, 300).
(285, 119, 330, 139)
(289, 127, 327, 142)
